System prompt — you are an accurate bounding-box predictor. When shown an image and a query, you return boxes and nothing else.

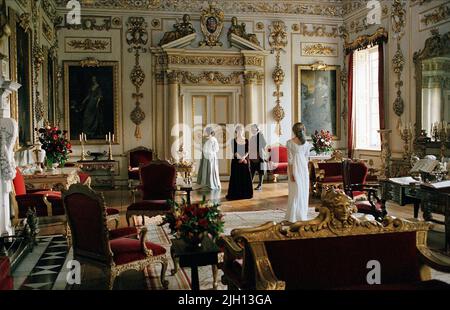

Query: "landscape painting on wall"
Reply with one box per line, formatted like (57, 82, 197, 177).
(64, 60, 119, 144)
(296, 64, 340, 139)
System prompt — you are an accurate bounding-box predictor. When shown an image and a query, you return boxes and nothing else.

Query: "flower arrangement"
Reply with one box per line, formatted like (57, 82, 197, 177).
(35, 125, 72, 167)
(311, 129, 333, 154)
(162, 198, 224, 247)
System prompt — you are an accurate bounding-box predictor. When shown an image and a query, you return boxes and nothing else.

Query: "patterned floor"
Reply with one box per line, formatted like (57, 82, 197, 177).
(11, 209, 450, 289)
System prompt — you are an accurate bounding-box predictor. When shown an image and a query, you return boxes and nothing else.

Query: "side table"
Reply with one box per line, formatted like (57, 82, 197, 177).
(170, 238, 220, 290)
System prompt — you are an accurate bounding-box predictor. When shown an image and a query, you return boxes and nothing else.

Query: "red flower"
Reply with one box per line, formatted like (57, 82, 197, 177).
(198, 218, 208, 228)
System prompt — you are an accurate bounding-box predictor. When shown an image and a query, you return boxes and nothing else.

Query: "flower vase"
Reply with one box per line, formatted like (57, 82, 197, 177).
(45, 158, 58, 171)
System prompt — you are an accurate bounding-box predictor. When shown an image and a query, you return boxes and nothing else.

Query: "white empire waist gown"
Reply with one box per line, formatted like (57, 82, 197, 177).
(197, 136, 221, 190)
(286, 140, 311, 222)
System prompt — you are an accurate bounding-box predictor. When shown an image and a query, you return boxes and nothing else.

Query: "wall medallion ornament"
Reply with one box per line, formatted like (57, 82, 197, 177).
(126, 17, 148, 139)
(269, 21, 288, 136)
(199, 4, 224, 47)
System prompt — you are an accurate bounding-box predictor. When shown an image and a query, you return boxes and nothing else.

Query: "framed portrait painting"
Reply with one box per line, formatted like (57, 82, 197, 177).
(64, 60, 120, 144)
(295, 64, 341, 140)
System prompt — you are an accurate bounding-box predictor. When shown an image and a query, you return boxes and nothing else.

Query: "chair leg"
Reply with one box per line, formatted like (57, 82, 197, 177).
(105, 269, 116, 290)
(160, 257, 169, 289)
(126, 213, 131, 227)
(141, 215, 145, 226)
(212, 264, 218, 289)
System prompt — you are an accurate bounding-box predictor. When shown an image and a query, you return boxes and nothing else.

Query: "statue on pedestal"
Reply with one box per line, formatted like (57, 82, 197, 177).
(159, 14, 195, 46)
(0, 117, 18, 236)
(227, 16, 260, 47)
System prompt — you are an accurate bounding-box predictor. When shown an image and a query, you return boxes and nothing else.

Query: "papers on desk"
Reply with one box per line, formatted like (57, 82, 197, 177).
(388, 177, 419, 185)
(410, 158, 439, 173)
(427, 180, 450, 189)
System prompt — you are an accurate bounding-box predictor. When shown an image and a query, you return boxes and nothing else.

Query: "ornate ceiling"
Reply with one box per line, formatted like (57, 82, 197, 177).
(54, 0, 367, 18)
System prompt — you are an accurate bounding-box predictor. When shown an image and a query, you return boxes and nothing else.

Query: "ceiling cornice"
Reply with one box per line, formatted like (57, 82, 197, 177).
(54, 0, 366, 18)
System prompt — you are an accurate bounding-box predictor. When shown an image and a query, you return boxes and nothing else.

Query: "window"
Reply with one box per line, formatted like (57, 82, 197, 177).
(353, 45, 381, 150)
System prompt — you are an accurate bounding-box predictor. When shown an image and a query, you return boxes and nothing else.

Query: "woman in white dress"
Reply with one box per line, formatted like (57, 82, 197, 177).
(286, 122, 312, 222)
(197, 127, 221, 190)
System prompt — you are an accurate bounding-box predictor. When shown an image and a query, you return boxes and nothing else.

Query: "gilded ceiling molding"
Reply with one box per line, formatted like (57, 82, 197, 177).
(391, 0, 406, 120)
(269, 21, 287, 137)
(126, 17, 148, 140)
(343, 27, 388, 55)
(55, 0, 345, 17)
(297, 23, 338, 38)
(420, 3, 450, 27)
(179, 71, 242, 85)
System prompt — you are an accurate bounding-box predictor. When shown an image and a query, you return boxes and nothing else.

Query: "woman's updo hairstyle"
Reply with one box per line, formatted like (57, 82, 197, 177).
(205, 126, 215, 136)
(292, 122, 306, 145)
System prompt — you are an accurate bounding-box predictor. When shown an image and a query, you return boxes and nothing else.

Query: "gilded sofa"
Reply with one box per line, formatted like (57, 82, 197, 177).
(218, 189, 450, 290)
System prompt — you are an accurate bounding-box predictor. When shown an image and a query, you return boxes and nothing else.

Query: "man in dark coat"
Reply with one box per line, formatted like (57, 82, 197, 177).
(248, 124, 267, 190)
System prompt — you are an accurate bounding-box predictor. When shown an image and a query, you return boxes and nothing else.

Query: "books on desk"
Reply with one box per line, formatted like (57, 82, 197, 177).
(388, 177, 420, 185)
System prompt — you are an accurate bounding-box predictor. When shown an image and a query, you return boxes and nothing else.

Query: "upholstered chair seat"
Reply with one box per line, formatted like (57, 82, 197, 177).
(110, 238, 166, 265)
(0, 257, 13, 290)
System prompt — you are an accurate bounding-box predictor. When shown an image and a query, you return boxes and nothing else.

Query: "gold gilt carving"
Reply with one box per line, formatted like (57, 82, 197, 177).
(167, 55, 244, 66)
(302, 43, 336, 56)
(80, 57, 100, 67)
(180, 71, 242, 84)
(244, 56, 263, 67)
(421, 4, 450, 27)
(256, 22, 264, 31)
(55, 0, 160, 10)
(227, 16, 260, 47)
(67, 38, 110, 51)
(42, 0, 57, 23)
(159, 14, 195, 46)
(42, 20, 53, 42)
(391, 0, 406, 40)
(343, 27, 388, 54)
(199, 3, 224, 47)
(220, 188, 433, 290)
(126, 17, 148, 140)
(32, 0, 44, 123)
(269, 21, 287, 136)
(61, 17, 112, 31)
(298, 23, 338, 38)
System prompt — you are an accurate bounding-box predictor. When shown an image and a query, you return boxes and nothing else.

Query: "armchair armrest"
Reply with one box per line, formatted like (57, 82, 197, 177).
(217, 235, 244, 259)
(417, 245, 450, 274)
(139, 227, 152, 256)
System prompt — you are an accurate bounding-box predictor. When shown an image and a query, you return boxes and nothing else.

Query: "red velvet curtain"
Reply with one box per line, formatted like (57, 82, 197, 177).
(347, 52, 354, 158)
(378, 43, 385, 132)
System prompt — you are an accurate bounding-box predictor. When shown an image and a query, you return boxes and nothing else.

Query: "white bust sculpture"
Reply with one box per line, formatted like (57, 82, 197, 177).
(0, 117, 18, 235)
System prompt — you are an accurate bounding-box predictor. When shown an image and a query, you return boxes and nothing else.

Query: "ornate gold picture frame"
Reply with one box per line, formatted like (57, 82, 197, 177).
(64, 59, 120, 145)
(295, 63, 341, 140)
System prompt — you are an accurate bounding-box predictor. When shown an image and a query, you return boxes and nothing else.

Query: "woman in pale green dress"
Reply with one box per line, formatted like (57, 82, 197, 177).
(197, 127, 221, 190)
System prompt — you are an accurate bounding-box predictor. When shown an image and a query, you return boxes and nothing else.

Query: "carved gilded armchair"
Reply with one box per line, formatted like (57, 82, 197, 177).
(63, 184, 168, 289)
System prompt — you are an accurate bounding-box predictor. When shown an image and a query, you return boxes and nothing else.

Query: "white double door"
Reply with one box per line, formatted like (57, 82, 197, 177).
(183, 89, 241, 176)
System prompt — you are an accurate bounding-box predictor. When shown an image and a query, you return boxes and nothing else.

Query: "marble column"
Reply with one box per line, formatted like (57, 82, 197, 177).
(167, 71, 180, 160)
(155, 71, 165, 159)
(0, 76, 21, 236)
(244, 71, 257, 126)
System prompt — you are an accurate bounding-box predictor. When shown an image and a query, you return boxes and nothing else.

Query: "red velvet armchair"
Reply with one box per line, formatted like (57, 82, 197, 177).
(12, 167, 119, 228)
(62, 184, 168, 289)
(309, 151, 345, 197)
(126, 160, 176, 226)
(267, 145, 288, 182)
(342, 159, 385, 221)
(127, 147, 154, 189)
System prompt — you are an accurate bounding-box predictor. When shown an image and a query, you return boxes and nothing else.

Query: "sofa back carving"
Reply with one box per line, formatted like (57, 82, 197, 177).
(220, 189, 437, 290)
